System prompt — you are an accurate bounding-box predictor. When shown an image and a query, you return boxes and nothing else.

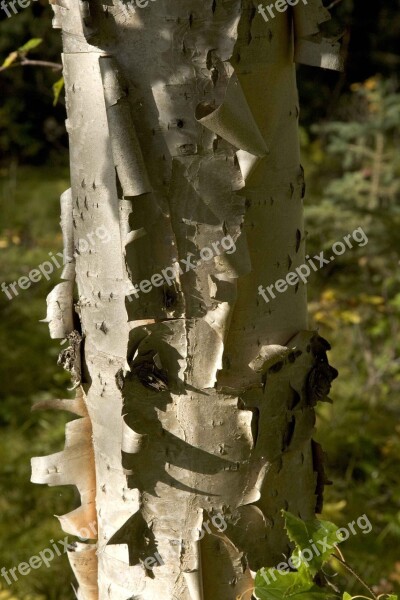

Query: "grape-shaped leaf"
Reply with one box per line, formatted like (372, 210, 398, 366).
(283, 511, 339, 576)
(254, 567, 338, 599)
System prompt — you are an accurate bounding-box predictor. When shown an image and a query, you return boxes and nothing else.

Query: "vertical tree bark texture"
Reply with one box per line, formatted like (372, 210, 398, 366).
(32, 2, 341, 599)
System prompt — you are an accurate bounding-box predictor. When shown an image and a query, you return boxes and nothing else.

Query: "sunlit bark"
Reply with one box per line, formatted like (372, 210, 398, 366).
(32, 1, 341, 598)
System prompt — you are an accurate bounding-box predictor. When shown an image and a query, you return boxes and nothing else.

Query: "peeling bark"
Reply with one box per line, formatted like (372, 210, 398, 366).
(33, 1, 341, 599)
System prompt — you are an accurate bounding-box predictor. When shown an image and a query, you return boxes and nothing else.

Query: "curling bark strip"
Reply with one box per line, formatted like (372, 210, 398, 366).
(32, 1, 342, 599)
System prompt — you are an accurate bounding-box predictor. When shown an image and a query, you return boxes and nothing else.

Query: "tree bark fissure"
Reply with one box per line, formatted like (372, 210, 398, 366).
(32, 1, 342, 598)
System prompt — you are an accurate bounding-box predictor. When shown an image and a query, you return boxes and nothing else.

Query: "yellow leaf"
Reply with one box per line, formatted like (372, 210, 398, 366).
(359, 294, 385, 305)
(1, 51, 18, 69)
(340, 310, 361, 324)
(364, 77, 378, 90)
(314, 311, 327, 323)
(321, 289, 336, 302)
(18, 38, 43, 53)
(52, 76, 64, 106)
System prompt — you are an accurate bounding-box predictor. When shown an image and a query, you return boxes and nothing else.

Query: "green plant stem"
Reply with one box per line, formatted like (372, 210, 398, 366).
(333, 554, 378, 600)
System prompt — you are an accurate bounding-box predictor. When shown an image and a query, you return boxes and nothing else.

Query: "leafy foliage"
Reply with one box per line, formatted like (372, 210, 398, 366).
(0, 9, 66, 164)
(283, 511, 339, 576)
(1, 38, 43, 70)
(255, 512, 398, 600)
(255, 570, 337, 600)
(301, 76, 400, 598)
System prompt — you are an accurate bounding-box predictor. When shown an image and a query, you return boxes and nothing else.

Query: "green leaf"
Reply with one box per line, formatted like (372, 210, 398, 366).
(386, 596, 398, 600)
(342, 594, 352, 600)
(254, 570, 309, 599)
(2, 51, 18, 69)
(283, 511, 339, 576)
(52, 77, 64, 106)
(18, 38, 43, 54)
(254, 568, 337, 600)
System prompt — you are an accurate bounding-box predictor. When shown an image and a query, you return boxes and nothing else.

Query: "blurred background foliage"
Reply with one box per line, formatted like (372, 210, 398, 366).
(0, 0, 399, 598)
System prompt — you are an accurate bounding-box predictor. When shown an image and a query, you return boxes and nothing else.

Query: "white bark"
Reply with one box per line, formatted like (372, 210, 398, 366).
(32, 1, 341, 598)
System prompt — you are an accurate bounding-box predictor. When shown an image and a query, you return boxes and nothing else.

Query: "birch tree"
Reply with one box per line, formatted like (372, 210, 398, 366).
(31, 1, 342, 598)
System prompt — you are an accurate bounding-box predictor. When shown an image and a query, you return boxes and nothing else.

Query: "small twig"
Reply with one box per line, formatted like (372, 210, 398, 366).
(333, 553, 378, 600)
(334, 544, 345, 562)
(21, 58, 62, 70)
(0, 58, 62, 73)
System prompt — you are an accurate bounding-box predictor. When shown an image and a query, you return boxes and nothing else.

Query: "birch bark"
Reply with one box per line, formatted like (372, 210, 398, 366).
(32, 1, 341, 599)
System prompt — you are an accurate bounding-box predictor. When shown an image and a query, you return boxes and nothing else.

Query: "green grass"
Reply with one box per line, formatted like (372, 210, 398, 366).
(0, 165, 76, 600)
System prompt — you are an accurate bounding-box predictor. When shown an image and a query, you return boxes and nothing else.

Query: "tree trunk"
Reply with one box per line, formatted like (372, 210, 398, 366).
(32, 1, 341, 598)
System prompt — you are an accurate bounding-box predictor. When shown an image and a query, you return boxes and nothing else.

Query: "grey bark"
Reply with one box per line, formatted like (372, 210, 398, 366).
(32, 1, 341, 598)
